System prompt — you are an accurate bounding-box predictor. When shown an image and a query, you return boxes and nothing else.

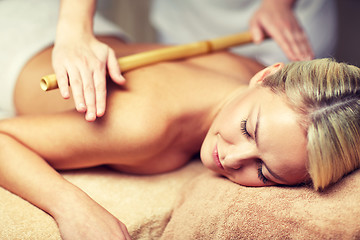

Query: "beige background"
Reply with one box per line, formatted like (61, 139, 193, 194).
(99, 0, 360, 66)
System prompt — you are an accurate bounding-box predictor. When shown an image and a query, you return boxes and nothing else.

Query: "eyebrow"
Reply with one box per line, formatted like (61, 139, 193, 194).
(253, 107, 289, 184)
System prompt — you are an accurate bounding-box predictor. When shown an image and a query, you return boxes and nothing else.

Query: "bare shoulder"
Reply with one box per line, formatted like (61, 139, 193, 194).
(104, 85, 191, 174)
(185, 51, 264, 82)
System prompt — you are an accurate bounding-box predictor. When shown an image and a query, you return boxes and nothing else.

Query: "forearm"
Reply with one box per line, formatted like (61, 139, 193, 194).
(0, 132, 131, 239)
(0, 133, 87, 219)
(56, 0, 97, 40)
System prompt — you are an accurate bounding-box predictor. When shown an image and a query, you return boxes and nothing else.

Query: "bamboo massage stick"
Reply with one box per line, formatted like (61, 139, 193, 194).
(40, 31, 253, 91)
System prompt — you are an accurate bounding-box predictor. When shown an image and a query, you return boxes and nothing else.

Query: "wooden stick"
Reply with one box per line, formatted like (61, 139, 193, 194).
(40, 31, 253, 91)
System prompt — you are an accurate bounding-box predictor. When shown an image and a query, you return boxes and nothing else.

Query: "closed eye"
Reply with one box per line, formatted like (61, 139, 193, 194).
(240, 119, 251, 138)
(257, 162, 269, 184)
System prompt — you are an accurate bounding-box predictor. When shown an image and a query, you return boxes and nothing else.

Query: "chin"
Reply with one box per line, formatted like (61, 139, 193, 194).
(199, 142, 209, 163)
(199, 151, 211, 170)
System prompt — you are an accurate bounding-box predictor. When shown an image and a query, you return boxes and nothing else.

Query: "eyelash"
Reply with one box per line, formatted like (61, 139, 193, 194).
(257, 163, 269, 184)
(240, 119, 251, 138)
(241, 120, 267, 184)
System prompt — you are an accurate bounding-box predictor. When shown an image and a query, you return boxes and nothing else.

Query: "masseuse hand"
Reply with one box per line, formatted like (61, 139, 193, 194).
(53, 0, 125, 122)
(52, 34, 125, 122)
(250, 0, 314, 61)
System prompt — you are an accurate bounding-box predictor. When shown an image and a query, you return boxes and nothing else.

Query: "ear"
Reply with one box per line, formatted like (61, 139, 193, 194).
(249, 63, 284, 87)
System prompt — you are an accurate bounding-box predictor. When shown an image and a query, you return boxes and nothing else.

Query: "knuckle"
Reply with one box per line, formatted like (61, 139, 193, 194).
(57, 75, 68, 84)
(73, 94, 84, 103)
(84, 83, 95, 93)
(94, 81, 106, 91)
(74, 56, 90, 70)
(94, 59, 105, 70)
(108, 49, 116, 58)
(96, 89, 107, 100)
(70, 77, 82, 87)
(74, 58, 86, 68)
(281, 21, 292, 30)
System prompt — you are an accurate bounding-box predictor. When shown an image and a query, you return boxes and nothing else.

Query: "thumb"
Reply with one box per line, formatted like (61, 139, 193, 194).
(107, 49, 126, 85)
(250, 20, 265, 44)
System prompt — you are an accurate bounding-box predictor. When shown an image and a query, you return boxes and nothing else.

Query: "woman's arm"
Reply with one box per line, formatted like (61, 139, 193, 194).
(0, 131, 131, 239)
(53, 0, 125, 122)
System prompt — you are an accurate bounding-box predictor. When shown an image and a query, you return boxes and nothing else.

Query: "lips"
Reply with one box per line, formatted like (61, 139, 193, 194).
(213, 145, 224, 169)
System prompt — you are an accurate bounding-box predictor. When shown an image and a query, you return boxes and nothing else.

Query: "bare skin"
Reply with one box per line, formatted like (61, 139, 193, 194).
(0, 36, 263, 239)
(12, 37, 263, 172)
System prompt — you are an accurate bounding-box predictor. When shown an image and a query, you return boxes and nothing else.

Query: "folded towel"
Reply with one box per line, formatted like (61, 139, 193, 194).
(161, 168, 360, 239)
(2, 159, 359, 239)
(0, 161, 204, 240)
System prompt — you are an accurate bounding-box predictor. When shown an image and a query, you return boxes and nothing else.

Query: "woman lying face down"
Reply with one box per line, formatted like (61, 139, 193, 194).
(2, 39, 360, 239)
(202, 58, 360, 190)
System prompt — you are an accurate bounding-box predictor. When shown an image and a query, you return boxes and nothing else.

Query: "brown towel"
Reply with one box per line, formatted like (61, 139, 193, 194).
(0, 161, 204, 240)
(161, 168, 360, 240)
(1, 160, 359, 239)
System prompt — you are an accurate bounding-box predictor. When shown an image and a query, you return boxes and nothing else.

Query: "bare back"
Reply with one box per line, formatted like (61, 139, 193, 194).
(7, 37, 263, 174)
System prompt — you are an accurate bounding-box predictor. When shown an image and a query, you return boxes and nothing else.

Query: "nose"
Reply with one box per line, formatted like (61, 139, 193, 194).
(222, 144, 259, 170)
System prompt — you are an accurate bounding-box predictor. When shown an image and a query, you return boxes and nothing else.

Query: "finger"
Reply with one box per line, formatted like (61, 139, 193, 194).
(284, 26, 315, 61)
(68, 68, 87, 113)
(264, 22, 297, 61)
(271, 17, 313, 61)
(79, 68, 97, 122)
(293, 30, 314, 60)
(250, 18, 265, 44)
(304, 42, 314, 60)
(93, 66, 107, 117)
(282, 28, 304, 60)
(107, 48, 125, 85)
(54, 67, 70, 99)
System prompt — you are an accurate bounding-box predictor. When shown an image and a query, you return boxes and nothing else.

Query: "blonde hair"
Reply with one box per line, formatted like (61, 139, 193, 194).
(262, 58, 360, 190)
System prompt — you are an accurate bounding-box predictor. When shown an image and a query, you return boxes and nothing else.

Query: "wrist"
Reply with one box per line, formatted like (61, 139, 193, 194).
(48, 183, 92, 220)
(56, 18, 94, 41)
(56, 0, 95, 41)
(262, 0, 296, 8)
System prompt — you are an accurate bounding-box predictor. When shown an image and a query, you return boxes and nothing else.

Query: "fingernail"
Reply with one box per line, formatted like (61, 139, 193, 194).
(77, 103, 86, 112)
(252, 30, 261, 43)
(301, 54, 311, 61)
(254, 36, 262, 44)
(97, 110, 105, 117)
(62, 91, 70, 99)
(86, 112, 96, 121)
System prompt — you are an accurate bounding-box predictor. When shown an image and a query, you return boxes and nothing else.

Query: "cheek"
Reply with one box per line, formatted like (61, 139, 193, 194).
(225, 170, 266, 187)
(228, 174, 277, 187)
(221, 164, 270, 187)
